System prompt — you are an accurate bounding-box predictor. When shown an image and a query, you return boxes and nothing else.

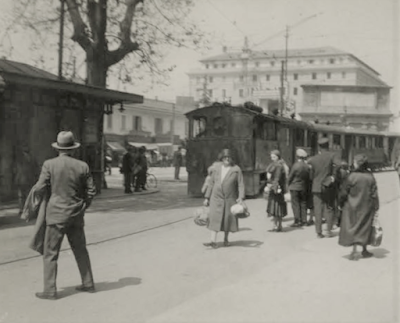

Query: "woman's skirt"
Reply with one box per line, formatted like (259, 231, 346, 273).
(267, 192, 287, 218)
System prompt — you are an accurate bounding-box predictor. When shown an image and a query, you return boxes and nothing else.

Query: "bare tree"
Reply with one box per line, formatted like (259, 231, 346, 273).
(1, 0, 209, 88)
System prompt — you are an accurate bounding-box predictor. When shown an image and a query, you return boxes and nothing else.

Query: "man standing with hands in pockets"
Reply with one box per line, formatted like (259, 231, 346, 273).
(34, 131, 96, 300)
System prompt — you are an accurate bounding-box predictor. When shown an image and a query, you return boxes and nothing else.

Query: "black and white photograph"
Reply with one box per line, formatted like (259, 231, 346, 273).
(0, 0, 399, 322)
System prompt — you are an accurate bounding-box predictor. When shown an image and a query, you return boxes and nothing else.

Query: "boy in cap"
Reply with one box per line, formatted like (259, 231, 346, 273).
(287, 149, 310, 227)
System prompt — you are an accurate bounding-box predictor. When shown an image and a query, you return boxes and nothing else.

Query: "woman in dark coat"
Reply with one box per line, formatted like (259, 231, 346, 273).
(265, 150, 287, 232)
(203, 149, 245, 248)
(338, 154, 379, 260)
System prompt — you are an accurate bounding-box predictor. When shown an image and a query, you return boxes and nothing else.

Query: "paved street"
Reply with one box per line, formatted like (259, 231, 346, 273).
(0, 171, 399, 323)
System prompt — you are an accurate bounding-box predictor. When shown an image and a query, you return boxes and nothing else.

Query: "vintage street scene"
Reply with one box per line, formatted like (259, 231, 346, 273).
(0, 0, 399, 322)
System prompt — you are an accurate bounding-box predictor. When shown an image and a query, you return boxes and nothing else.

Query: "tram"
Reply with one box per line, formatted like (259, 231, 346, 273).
(185, 102, 400, 197)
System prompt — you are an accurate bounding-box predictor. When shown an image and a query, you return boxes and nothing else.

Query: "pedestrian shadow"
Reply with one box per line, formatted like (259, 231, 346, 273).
(371, 248, 390, 259)
(58, 277, 142, 298)
(0, 214, 33, 230)
(239, 227, 252, 232)
(229, 240, 264, 248)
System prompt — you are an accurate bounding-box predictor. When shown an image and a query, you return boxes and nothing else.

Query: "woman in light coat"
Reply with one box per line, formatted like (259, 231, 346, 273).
(203, 149, 245, 248)
(338, 154, 379, 260)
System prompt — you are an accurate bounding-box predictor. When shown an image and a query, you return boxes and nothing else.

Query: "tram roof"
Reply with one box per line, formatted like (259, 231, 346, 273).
(0, 59, 143, 105)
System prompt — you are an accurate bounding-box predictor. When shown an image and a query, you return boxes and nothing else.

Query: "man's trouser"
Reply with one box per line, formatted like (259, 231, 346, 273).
(290, 190, 307, 223)
(124, 173, 132, 192)
(43, 218, 94, 293)
(313, 192, 334, 234)
(174, 166, 180, 179)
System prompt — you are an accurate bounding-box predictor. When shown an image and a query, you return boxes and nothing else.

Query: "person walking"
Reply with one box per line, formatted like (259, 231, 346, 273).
(203, 149, 245, 248)
(33, 131, 96, 300)
(287, 149, 310, 227)
(173, 147, 183, 180)
(338, 154, 379, 260)
(134, 146, 148, 192)
(265, 150, 287, 232)
(15, 147, 38, 216)
(308, 137, 339, 238)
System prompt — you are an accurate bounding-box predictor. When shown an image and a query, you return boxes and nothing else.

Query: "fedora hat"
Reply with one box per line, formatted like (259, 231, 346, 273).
(52, 131, 81, 150)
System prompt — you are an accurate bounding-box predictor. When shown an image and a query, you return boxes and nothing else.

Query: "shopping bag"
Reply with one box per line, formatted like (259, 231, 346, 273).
(231, 201, 250, 219)
(370, 221, 383, 247)
(194, 206, 209, 226)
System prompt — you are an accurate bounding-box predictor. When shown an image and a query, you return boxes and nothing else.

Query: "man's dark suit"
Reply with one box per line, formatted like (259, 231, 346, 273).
(287, 160, 310, 224)
(35, 154, 96, 293)
(308, 150, 338, 235)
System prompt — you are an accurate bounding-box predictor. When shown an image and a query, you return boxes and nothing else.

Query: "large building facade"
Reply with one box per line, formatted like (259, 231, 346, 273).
(187, 46, 392, 129)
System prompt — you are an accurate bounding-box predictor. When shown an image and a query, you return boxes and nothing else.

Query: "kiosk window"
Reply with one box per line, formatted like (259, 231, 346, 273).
(375, 136, 384, 148)
(359, 136, 366, 148)
(192, 117, 207, 138)
(212, 116, 227, 137)
(333, 134, 341, 149)
(263, 121, 277, 140)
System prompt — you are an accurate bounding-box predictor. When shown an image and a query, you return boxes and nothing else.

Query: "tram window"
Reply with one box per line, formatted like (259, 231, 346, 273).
(366, 137, 371, 148)
(376, 136, 384, 148)
(295, 129, 304, 146)
(359, 136, 366, 148)
(263, 121, 277, 140)
(333, 134, 341, 149)
(192, 117, 207, 138)
(212, 116, 227, 137)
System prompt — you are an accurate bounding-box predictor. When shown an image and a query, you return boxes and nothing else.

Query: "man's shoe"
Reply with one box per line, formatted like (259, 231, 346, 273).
(223, 240, 230, 247)
(326, 231, 335, 238)
(35, 292, 57, 300)
(317, 233, 325, 239)
(75, 285, 96, 293)
(290, 222, 299, 227)
(307, 220, 314, 226)
(134, 189, 142, 192)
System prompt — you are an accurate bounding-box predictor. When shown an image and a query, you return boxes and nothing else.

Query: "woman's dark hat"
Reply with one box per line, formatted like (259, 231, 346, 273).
(271, 149, 281, 159)
(220, 149, 232, 159)
(354, 154, 368, 166)
(52, 131, 80, 150)
(318, 137, 329, 147)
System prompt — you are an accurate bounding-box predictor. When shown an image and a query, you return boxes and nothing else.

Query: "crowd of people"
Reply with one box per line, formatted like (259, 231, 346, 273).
(120, 146, 149, 193)
(201, 137, 381, 260)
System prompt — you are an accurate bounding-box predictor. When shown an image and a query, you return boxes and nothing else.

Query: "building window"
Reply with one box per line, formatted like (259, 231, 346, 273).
(231, 63, 236, 67)
(252, 75, 257, 82)
(293, 87, 298, 96)
(222, 63, 226, 68)
(327, 72, 331, 79)
(107, 115, 112, 129)
(222, 89, 226, 98)
(294, 73, 298, 80)
(121, 115, 126, 131)
(208, 89, 213, 98)
(155, 118, 163, 134)
(312, 73, 317, 80)
(255, 61, 260, 67)
(205, 64, 209, 69)
(239, 89, 244, 97)
(133, 116, 142, 131)
(297, 60, 301, 65)
(330, 58, 335, 64)
(196, 77, 200, 84)
(308, 59, 314, 64)
(266, 74, 270, 81)
(270, 61, 275, 67)
(342, 72, 346, 78)
(213, 64, 218, 68)
(239, 75, 244, 82)
(209, 76, 213, 83)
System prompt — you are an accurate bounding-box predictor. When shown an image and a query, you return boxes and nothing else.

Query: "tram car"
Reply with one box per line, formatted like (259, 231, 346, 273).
(185, 102, 400, 197)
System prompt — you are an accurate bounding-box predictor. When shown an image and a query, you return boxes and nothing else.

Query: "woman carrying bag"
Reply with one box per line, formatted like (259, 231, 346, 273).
(338, 154, 380, 260)
(203, 149, 245, 248)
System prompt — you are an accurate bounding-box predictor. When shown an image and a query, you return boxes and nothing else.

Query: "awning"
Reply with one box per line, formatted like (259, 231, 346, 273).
(107, 142, 126, 152)
(128, 142, 159, 150)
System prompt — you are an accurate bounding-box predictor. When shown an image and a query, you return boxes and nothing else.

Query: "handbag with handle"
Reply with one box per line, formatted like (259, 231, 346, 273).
(370, 219, 383, 247)
(232, 201, 250, 219)
(194, 206, 209, 226)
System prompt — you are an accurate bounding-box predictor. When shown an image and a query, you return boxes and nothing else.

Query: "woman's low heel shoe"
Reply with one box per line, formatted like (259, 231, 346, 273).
(203, 242, 218, 249)
(223, 240, 230, 247)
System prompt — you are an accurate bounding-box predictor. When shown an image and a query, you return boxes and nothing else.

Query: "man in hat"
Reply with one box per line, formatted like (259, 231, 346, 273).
(287, 149, 310, 227)
(307, 137, 339, 238)
(173, 147, 183, 180)
(135, 146, 148, 192)
(33, 131, 96, 300)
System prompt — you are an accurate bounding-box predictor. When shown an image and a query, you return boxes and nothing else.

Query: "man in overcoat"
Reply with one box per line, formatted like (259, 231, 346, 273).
(34, 131, 96, 300)
(308, 137, 339, 238)
(173, 147, 183, 180)
(121, 148, 133, 193)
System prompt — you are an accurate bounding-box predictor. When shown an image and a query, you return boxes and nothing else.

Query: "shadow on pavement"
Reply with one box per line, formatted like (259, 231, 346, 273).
(341, 248, 389, 261)
(229, 240, 264, 248)
(59, 277, 142, 299)
(239, 227, 253, 232)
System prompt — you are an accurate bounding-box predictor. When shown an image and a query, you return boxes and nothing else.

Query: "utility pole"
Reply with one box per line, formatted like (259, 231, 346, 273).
(284, 25, 289, 82)
(58, 0, 65, 80)
(171, 104, 175, 146)
(280, 61, 285, 116)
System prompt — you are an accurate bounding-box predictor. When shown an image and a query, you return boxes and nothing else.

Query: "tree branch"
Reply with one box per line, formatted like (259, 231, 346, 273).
(65, 0, 92, 51)
(105, 0, 143, 67)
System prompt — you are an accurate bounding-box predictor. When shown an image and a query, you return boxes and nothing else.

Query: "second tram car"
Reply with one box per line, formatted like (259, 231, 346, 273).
(185, 103, 400, 197)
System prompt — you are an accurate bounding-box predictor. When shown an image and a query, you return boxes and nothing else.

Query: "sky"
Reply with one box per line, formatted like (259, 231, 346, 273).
(0, 0, 399, 115)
